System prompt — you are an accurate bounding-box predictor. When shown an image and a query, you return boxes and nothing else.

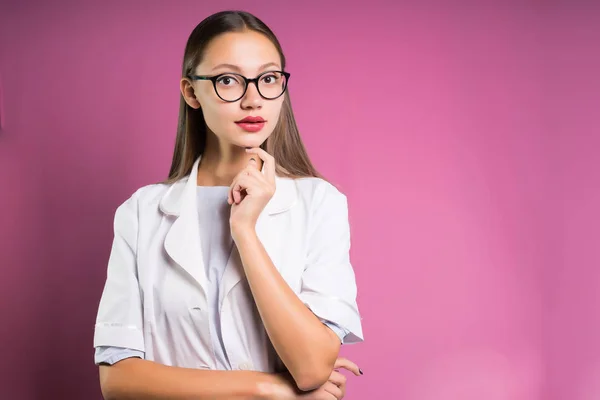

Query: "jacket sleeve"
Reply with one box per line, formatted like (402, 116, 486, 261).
(93, 191, 145, 352)
(321, 319, 349, 343)
(94, 346, 145, 366)
(299, 182, 364, 344)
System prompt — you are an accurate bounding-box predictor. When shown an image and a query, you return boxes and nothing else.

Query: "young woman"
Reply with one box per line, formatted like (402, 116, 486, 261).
(93, 10, 364, 400)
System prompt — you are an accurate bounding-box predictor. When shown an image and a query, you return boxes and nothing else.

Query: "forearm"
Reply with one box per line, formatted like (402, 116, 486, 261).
(235, 231, 340, 391)
(99, 358, 280, 400)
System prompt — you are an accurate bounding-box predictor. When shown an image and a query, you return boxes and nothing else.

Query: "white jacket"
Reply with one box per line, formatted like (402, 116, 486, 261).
(93, 155, 363, 372)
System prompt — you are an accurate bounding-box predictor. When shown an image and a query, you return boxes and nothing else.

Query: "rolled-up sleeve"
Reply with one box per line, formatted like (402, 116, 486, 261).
(93, 191, 145, 353)
(94, 346, 144, 366)
(299, 182, 364, 344)
(322, 319, 349, 343)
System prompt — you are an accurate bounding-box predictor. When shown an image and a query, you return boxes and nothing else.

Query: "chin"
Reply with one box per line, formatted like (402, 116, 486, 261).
(234, 134, 269, 148)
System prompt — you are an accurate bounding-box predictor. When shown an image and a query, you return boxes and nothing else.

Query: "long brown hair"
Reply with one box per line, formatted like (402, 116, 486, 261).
(164, 10, 323, 184)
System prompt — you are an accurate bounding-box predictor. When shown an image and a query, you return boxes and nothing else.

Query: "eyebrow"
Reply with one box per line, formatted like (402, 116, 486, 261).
(210, 62, 281, 72)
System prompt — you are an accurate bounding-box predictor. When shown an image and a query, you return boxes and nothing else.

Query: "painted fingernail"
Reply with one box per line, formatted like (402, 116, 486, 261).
(359, 368, 363, 375)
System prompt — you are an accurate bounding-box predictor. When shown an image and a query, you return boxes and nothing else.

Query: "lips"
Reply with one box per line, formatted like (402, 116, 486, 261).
(236, 116, 265, 123)
(235, 117, 266, 133)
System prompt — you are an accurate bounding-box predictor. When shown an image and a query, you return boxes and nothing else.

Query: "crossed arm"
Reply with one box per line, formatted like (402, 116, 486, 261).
(99, 356, 361, 400)
(99, 359, 287, 400)
(99, 233, 344, 400)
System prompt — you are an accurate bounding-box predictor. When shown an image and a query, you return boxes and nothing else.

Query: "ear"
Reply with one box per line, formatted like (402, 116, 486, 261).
(180, 78, 201, 109)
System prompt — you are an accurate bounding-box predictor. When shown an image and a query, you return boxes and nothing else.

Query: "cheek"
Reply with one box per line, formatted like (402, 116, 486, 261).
(267, 99, 284, 124)
(202, 102, 237, 135)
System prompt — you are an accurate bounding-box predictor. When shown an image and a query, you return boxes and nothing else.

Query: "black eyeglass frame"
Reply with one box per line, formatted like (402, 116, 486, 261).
(188, 70, 291, 102)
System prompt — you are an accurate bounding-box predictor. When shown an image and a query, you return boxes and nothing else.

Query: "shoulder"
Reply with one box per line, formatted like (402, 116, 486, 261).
(114, 182, 172, 214)
(292, 178, 351, 241)
(292, 177, 348, 213)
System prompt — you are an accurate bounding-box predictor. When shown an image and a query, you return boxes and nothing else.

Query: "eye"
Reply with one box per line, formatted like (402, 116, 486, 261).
(260, 73, 280, 85)
(216, 74, 241, 86)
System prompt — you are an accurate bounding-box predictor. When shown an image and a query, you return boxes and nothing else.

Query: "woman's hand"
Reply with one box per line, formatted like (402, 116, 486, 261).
(228, 147, 276, 240)
(263, 357, 362, 400)
(298, 357, 362, 400)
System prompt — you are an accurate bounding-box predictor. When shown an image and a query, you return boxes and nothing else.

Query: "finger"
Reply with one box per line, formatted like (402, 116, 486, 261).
(229, 173, 245, 205)
(327, 370, 347, 388)
(228, 168, 254, 205)
(244, 165, 264, 179)
(227, 164, 261, 205)
(248, 156, 259, 170)
(228, 162, 266, 205)
(302, 389, 336, 400)
(321, 381, 343, 399)
(232, 166, 267, 204)
(231, 174, 261, 204)
(232, 175, 249, 204)
(245, 147, 275, 183)
(334, 357, 362, 376)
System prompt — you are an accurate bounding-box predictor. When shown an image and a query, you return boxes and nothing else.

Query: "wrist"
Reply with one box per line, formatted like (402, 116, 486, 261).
(231, 225, 257, 243)
(255, 373, 296, 400)
(254, 379, 275, 400)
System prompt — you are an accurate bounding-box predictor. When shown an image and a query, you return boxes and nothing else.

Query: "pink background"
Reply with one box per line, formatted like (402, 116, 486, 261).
(0, 1, 598, 399)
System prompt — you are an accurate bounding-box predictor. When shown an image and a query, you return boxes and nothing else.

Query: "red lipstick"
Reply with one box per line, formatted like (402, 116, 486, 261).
(235, 116, 266, 132)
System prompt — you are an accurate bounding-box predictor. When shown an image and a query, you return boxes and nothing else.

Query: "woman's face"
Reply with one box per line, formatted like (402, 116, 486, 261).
(182, 30, 285, 149)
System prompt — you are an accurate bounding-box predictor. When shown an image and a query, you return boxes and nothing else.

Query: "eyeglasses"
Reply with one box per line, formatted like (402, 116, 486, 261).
(188, 70, 290, 102)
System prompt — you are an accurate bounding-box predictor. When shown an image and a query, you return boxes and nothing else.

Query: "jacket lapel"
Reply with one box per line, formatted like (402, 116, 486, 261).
(160, 157, 207, 295)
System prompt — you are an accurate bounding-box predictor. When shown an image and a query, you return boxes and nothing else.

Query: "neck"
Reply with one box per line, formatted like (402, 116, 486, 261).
(196, 131, 263, 186)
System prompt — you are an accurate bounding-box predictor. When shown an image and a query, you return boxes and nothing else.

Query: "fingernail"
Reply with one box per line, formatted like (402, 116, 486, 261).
(359, 368, 363, 375)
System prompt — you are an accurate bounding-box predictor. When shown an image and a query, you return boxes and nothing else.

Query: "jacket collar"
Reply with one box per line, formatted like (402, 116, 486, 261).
(159, 154, 297, 217)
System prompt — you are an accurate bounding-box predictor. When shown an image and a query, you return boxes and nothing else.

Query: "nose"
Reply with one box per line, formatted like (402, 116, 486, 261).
(240, 81, 262, 110)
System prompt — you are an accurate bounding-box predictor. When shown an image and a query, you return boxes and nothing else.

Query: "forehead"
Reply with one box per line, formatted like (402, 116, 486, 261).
(198, 30, 281, 74)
